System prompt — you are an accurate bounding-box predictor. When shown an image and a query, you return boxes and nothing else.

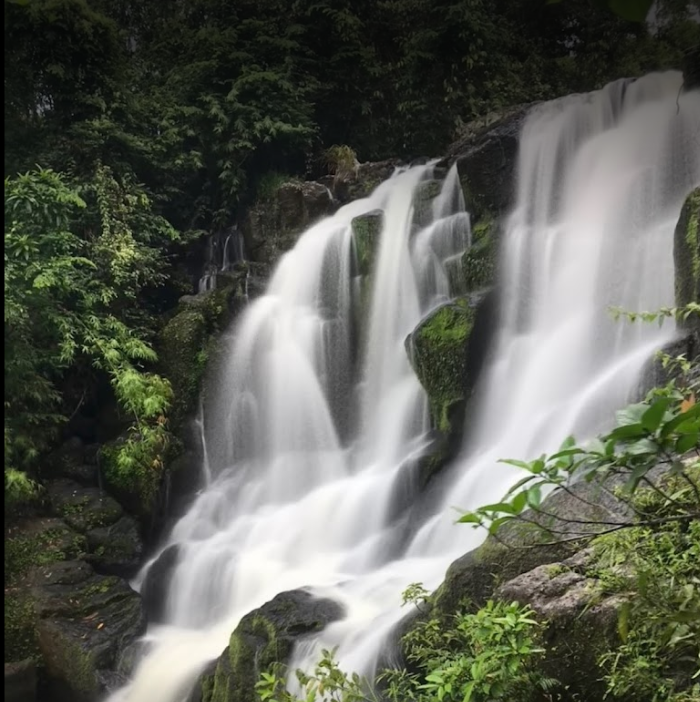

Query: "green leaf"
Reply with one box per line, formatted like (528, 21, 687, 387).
(641, 398, 670, 433)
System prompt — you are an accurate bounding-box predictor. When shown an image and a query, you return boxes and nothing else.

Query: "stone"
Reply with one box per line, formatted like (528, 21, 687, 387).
(461, 216, 499, 292)
(444, 104, 536, 218)
(674, 187, 700, 332)
(198, 590, 344, 702)
(406, 299, 475, 434)
(351, 210, 383, 277)
(46, 480, 124, 534)
(243, 180, 335, 268)
(141, 544, 180, 624)
(31, 560, 145, 702)
(85, 515, 143, 578)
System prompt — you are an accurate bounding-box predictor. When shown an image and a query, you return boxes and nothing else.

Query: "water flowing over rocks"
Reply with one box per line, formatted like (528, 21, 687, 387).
(8, 72, 700, 702)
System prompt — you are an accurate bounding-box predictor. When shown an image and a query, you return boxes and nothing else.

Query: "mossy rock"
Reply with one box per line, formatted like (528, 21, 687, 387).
(674, 187, 700, 331)
(198, 590, 344, 702)
(351, 210, 383, 277)
(461, 216, 498, 292)
(406, 299, 475, 434)
(30, 560, 145, 701)
(46, 480, 123, 534)
(244, 180, 335, 267)
(84, 515, 143, 578)
(5, 518, 87, 664)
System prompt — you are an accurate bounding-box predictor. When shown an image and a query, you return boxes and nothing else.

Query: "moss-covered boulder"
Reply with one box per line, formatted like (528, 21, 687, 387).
(496, 550, 625, 700)
(461, 216, 499, 292)
(243, 181, 335, 267)
(351, 210, 383, 277)
(159, 270, 247, 429)
(31, 560, 145, 701)
(674, 187, 700, 331)
(5, 518, 87, 664)
(406, 299, 475, 434)
(196, 590, 344, 702)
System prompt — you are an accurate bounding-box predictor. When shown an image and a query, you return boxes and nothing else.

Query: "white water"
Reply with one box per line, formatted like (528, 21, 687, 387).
(109, 72, 700, 702)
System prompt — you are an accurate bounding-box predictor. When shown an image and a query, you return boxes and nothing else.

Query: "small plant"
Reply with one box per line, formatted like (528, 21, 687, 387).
(380, 598, 558, 702)
(322, 145, 358, 179)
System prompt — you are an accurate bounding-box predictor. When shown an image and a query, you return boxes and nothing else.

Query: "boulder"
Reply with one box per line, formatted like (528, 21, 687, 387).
(351, 210, 383, 278)
(46, 480, 124, 533)
(406, 299, 475, 434)
(333, 159, 402, 204)
(674, 187, 700, 331)
(243, 181, 335, 268)
(496, 549, 624, 700)
(5, 518, 87, 663)
(444, 105, 535, 218)
(412, 179, 442, 228)
(140, 543, 180, 624)
(31, 560, 145, 702)
(196, 590, 345, 702)
(461, 216, 500, 292)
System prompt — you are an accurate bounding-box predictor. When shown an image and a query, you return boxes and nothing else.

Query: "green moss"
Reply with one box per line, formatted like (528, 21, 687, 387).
(409, 299, 474, 432)
(674, 188, 700, 328)
(4, 591, 37, 663)
(4, 521, 85, 663)
(351, 210, 383, 277)
(462, 216, 497, 291)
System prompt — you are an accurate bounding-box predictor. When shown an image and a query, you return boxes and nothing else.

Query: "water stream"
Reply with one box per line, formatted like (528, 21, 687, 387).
(109, 71, 700, 702)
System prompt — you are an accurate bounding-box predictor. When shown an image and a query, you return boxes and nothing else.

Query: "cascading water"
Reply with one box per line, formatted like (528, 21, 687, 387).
(109, 71, 699, 702)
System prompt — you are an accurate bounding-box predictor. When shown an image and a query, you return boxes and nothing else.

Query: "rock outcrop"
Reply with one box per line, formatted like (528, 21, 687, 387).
(194, 590, 345, 702)
(674, 187, 700, 331)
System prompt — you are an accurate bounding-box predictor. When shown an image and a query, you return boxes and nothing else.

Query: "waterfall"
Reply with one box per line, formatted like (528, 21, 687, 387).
(109, 72, 700, 702)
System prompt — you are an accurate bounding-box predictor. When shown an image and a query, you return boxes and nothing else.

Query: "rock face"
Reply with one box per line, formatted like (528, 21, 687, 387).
(195, 590, 345, 702)
(496, 550, 624, 700)
(140, 543, 180, 624)
(46, 479, 143, 578)
(32, 560, 145, 702)
(5, 517, 144, 702)
(445, 105, 535, 218)
(243, 181, 335, 268)
(406, 299, 475, 435)
(461, 216, 499, 292)
(674, 187, 700, 331)
(351, 210, 383, 278)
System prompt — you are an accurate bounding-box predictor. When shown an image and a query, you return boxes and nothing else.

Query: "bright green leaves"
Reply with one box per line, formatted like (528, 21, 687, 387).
(4, 168, 173, 501)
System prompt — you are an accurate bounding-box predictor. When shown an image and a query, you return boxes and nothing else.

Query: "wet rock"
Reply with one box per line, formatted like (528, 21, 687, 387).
(243, 180, 335, 267)
(351, 210, 383, 278)
(333, 159, 402, 203)
(197, 590, 345, 702)
(444, 105, 535, 218)
(31, 560, 145, 702)
(674, 187, 699, 331)
(141, 544, 180, 624)
(461, 216, 500, 292)
(4, 658, 37, 702)
(412, 179, 442, 228)
(406, 299, 475, 434)
(85, 515, 143, 578)
(46, 479, 123, 533)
